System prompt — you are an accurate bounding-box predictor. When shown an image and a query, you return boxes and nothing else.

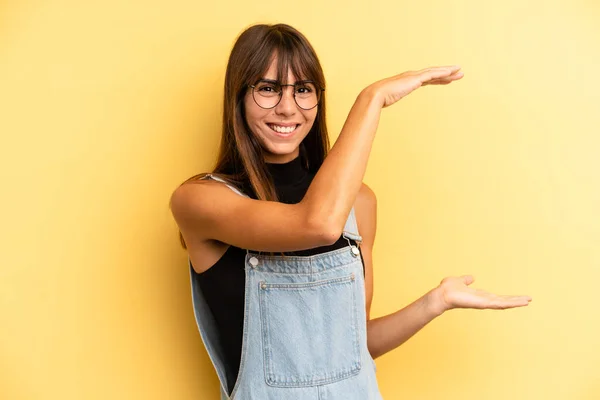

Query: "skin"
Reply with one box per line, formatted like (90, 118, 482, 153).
(244, 56, 317, 164)
(244, 57, 533, 360)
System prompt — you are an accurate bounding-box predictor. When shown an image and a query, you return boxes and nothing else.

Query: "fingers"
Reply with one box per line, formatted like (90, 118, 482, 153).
(375, 65, 463, 106)
(422, 70, 464, 86)
(416, 65, 461, 74)
(418, 66, 462, 82)
(467, 289, 532, 310)
(489, 295, 533, 309)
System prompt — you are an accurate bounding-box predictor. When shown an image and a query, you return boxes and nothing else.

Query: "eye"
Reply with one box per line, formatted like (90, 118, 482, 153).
(256, 82, 280, 93)
(295, 85, 313, 94)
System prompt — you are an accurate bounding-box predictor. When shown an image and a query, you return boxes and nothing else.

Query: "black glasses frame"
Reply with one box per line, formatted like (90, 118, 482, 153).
(248, 79, 325, 110)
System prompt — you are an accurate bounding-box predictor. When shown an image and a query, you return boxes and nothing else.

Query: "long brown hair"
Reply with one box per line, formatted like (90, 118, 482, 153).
(176, 23, 330, 249)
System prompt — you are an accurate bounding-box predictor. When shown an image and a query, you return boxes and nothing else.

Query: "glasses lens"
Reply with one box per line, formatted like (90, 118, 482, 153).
(253, 81, 281, 108)
(252, 80, 321, 109)
(294, 82, 320, 110)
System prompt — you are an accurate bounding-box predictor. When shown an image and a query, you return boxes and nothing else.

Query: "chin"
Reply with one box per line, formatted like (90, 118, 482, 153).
(265, 144, 298, 156)
(262, 142, 300, 160)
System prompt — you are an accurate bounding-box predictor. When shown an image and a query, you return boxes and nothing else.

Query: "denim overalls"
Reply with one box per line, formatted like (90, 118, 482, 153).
(189, 174, 383, 399)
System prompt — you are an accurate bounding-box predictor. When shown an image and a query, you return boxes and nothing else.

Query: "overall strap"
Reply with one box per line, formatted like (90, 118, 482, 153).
(199, 173, 250, 198)
(342, 207, 363, 244)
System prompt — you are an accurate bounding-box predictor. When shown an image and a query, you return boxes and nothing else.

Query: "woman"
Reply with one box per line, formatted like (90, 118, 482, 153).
(170, 23, 532, 400)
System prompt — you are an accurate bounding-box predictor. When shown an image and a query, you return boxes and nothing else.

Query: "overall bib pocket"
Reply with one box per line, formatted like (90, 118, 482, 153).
(258, 273, 361, 387)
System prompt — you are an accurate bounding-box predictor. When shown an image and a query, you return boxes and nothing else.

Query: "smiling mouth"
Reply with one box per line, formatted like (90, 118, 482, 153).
(267, 123, 300, 134)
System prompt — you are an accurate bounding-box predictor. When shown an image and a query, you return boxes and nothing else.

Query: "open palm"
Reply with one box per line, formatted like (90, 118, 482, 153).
(369, 66, 464, 108)
(436, 275, 532, 312)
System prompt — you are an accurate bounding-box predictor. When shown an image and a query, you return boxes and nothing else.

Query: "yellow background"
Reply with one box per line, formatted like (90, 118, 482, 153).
(1, 0, 599, 399)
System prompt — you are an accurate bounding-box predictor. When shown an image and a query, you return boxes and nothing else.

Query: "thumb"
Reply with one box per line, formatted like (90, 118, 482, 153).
(461, 275, 475, 285)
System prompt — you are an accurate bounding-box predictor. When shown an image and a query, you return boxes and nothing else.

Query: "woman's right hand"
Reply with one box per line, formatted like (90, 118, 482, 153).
(365, 66, 464, 108)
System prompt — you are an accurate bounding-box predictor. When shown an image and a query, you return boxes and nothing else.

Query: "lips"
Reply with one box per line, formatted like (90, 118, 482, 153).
(267, 123, 300, 135)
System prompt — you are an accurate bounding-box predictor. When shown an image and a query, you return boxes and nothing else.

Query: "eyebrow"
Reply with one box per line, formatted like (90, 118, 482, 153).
(259, 78, 314, 85)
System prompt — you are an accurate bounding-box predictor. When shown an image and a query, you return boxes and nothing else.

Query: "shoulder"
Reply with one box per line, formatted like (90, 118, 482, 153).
(354, 182, 377, 243)
(170, 178, 237, 226)
(170, 179, 208, 217)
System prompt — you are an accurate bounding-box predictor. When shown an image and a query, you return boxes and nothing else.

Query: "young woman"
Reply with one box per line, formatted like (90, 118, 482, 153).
(170, 23, 532, 400)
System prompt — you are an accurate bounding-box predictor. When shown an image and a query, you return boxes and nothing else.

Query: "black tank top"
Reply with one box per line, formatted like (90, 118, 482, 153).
(194, 155, 364, 389)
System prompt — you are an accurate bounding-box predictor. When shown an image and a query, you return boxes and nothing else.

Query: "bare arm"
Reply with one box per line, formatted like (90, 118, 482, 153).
(367, 290, 442, 359)
(356, 175, 531, 360)
(303, 66, 464, 236)
(355, 183, 444, 359)
(367, 279, 532, 359)
(170, 66, 464, 259)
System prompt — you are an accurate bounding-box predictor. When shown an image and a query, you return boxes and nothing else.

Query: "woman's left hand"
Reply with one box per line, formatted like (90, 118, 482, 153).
(429, 275, 532, 315)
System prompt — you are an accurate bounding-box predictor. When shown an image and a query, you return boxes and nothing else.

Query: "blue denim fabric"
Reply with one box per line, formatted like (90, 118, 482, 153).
(189, 174, 382, 399)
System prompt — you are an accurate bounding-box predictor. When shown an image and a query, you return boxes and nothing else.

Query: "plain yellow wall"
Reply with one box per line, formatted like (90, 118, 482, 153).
(1, 0, 599, 399)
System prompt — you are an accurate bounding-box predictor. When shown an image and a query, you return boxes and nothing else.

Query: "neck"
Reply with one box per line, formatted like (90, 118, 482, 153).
(266, 154, 306, 186)
(263, 148, 300, 164)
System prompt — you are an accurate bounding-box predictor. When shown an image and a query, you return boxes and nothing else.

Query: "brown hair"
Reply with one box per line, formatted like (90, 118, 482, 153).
(176, 23, 329, 249)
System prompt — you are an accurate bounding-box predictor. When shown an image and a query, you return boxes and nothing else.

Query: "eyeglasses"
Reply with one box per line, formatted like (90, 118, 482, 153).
(248, 79, 324, 110)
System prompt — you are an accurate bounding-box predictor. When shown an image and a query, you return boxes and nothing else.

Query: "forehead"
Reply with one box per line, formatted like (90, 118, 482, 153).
(261, 54, 306, 83)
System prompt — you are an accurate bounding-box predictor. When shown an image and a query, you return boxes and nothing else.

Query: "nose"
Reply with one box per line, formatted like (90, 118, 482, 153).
(274, 86, 297, 116)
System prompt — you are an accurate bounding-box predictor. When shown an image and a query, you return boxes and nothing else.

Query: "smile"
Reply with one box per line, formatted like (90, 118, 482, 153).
(267, 124, 299, 134)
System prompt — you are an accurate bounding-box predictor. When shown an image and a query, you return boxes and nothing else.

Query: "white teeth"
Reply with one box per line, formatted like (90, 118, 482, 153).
(269, 124, 297, 134)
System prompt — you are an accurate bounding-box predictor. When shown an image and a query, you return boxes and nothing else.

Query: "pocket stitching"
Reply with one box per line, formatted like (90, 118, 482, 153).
(259, 273, 362, 387)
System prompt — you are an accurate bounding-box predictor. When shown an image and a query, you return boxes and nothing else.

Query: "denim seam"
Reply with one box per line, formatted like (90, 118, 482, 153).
(189, 266, 230, 396)
(259, 280, 273, 386)
(247, 245, 352, 261)
(250, 259, 361, 276)
(227, 266, 253, 400)
(261, 274, 354, 290)
(351, 273, 362, 368)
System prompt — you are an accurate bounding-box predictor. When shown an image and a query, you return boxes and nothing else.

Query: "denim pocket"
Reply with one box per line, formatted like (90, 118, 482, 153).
(258, 273, 362, 387)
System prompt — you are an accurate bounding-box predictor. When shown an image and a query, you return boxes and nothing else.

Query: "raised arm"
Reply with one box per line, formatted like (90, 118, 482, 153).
(170, 66, 464, 261)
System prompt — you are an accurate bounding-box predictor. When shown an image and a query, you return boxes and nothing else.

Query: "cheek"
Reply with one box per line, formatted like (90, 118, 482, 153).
(244, 99, 267, 127)
(304, 110, 318, 125)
